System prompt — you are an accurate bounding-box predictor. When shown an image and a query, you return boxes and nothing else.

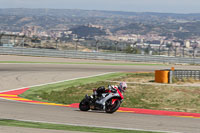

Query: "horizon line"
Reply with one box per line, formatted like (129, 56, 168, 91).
(0, 7, 200, 15)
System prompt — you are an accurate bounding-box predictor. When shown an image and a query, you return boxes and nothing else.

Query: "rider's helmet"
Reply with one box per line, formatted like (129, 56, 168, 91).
(119, 82, 127, 92)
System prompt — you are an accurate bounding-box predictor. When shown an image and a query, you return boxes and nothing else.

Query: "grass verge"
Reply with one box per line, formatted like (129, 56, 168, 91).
(31, 73, 154, 105)
(0, 119, 161, 133)
(0, 61, 163, 66)
(20, 72, 128, 102)
(20, 72, 200, 113)
(172, 77, 200, 84)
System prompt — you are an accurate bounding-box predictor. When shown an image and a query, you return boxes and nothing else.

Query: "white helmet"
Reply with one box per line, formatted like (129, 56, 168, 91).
(119, 82, 127, 92)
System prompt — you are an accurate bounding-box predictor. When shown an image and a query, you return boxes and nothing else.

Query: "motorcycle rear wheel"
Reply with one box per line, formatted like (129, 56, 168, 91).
(105, 99, 120, 113)
(79, 99, 90, 111)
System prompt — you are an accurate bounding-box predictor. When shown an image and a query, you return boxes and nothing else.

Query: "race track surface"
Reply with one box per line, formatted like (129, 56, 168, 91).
(0, 58, 200, 133)
(0, 126, 87, 133)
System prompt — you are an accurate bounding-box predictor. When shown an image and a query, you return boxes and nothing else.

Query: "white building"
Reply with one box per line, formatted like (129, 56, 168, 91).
(184, 40, 191, 48)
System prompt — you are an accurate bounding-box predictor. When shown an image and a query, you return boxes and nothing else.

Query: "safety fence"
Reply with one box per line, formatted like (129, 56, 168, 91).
(172, 70, 200, 80)
(0, 47, 200, 64)
(155, 69, 200, 84)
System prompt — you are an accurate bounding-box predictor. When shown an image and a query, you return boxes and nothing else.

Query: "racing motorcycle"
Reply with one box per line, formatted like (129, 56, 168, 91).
(79, 86, 124, 113)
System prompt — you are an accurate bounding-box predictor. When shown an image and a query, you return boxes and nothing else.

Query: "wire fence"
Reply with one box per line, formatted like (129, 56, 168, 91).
(0, 47, 200, 64)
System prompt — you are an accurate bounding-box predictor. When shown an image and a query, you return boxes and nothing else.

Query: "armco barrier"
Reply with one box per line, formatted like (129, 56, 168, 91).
(172, 70, 200, 80)
(156, 69, 200, 84)
(0, 47, 200, 64)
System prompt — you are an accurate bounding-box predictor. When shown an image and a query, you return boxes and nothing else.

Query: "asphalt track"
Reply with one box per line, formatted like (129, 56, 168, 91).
(0, 57, 200, 133)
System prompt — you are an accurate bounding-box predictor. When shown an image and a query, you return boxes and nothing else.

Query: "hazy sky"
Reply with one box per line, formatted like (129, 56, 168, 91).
(0, 0, 200, 13)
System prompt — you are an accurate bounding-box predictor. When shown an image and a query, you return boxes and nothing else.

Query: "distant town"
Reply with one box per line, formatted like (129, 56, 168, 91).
(0, 8, 200, 57)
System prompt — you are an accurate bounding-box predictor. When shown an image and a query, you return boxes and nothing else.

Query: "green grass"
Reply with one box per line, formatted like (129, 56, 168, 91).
(122, 84, 200, 113)
(20, 73, 155, 106)
(0, 61, 164, 66)
(35, 73, 155, 105)
(20, 72, 128, 102)
(0, 119, 161, 133)
(38, 81, 113, 104)
(20, 72, 200, 113)
(172, 76, 200, 84)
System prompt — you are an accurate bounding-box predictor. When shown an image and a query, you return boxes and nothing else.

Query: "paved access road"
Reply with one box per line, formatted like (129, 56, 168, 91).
(0, 56, 200, 133)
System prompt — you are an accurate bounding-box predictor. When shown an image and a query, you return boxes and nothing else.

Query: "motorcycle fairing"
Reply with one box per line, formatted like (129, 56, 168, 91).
(95, 89, 122, 108)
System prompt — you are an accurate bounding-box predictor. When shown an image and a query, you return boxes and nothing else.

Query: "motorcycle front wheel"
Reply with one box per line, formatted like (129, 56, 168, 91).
(105, 99, 121, 113)
(79, 99, 90, 111)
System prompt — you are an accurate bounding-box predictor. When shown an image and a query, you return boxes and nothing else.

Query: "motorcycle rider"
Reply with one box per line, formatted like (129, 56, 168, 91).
(95, 82, 127, 95)
(92, 82, 127, 109)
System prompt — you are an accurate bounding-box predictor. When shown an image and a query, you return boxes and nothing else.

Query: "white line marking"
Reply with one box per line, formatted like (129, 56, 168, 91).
(2, 118, 180, 133)
(0, 72, 186, 133)
(0, 72, 118, 93)
(0, 72, 122, 107)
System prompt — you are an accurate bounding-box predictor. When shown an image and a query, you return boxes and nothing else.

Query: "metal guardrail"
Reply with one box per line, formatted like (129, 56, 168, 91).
(173, 70, 200, 80)
(0, 47, 200, 64)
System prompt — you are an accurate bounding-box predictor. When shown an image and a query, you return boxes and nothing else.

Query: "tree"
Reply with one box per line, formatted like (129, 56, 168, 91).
(166, 43, 172, 56)
(126, 45, 140, 54)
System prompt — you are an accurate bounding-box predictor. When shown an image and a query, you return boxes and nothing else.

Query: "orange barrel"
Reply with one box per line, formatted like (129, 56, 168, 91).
(155, 70, 169, 83)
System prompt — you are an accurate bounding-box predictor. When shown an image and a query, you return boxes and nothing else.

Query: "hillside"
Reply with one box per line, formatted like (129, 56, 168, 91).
(1, 8, 200, 40)
(70, 25, 106, 38)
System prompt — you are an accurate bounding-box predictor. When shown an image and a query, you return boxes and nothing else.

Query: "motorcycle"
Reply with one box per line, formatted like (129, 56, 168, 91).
(79, 86, 124, 113)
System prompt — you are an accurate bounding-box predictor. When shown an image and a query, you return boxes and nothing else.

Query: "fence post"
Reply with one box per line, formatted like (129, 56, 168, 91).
(199, 70, 200, 80)
(169, 70, 174, 84)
